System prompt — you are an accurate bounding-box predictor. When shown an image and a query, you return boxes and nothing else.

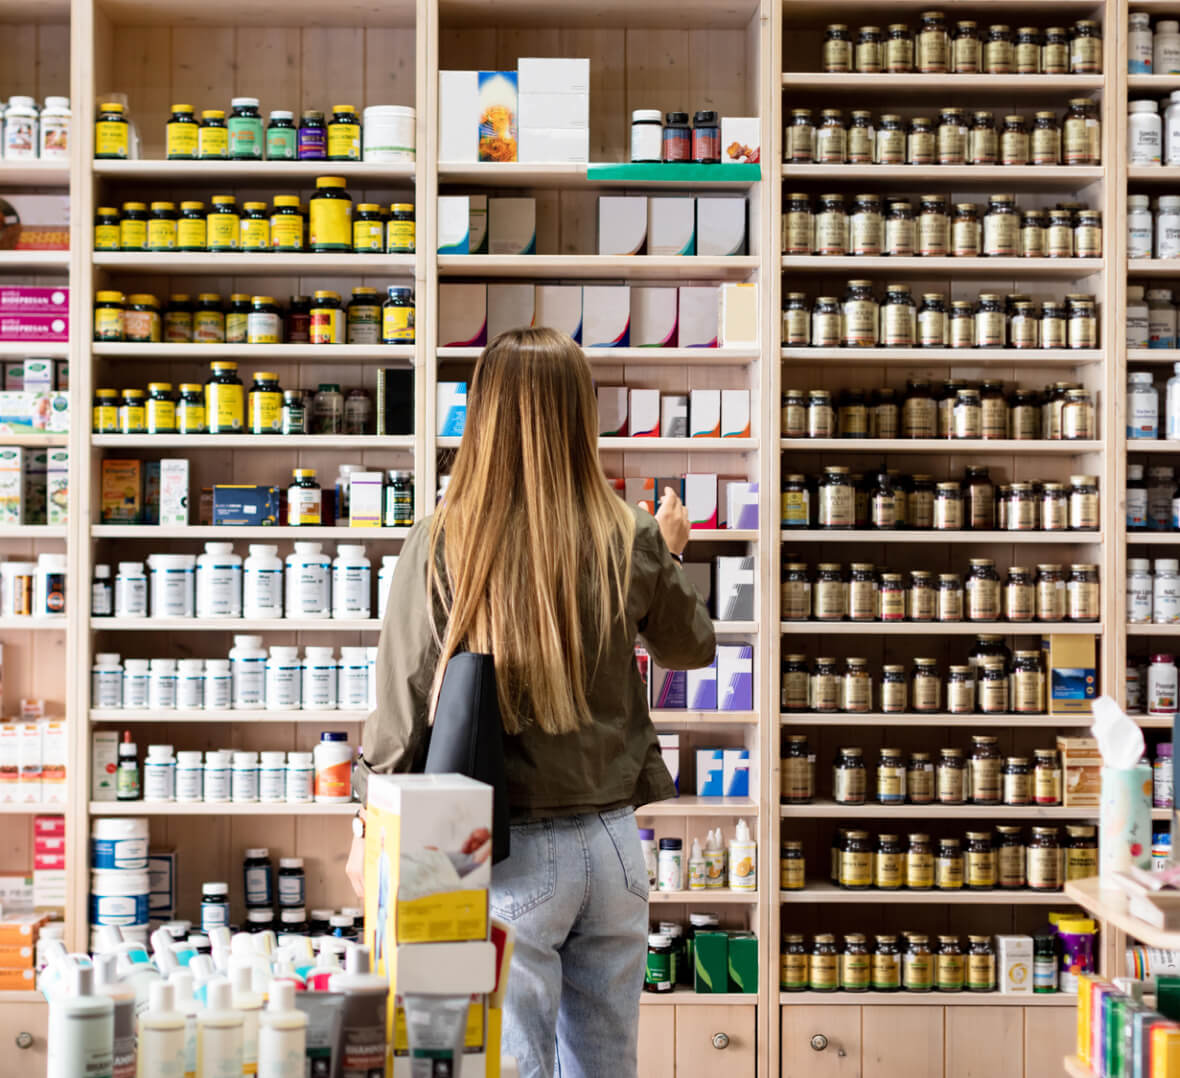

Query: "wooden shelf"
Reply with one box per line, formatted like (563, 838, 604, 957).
(1128, 624, 1180, 635)
(1127, 259, 1180, 277)
(0, 619, 66, 631)
(92, 253, 415, 275)
(782, 72, 1104, 93)
(779, 530, 1100, 544)
(92, 526, 411, 540)
(1129, 349, 1180, 365)
(92, 160, 416, 182)
(649, 890, 757, 904)
(0, 251, 68, 270)
(637, 797, 758, 817)
(438, 162, 759, 189)
(92, 343, 415, 362)
(1128, 166, 1180, 185)
(436, 255, 758, 279)
(781, 347, 1103, 366)
(0, 802, 65, 813)
(438, 436, 758, 452)
(1127, 442, 1180, 454)
(90, 709, 368, 723)
(642, 991, 756, 1006)
(0, 162, 69, 186)
(98, 0, 416, 24)
(780, 438, 1101, 454)
(780, 884, 1081, 904)
(0, 526, 67, 539)
(780, 991, 1075, 1007)
(438, 0, 760, 28)
(781, 712, 1092, 728)
(92, 434, 414, 450)
(652, 710, 758, 726)
(0, 434, 66, 447)
(1065, 877, 1180, 949)
(1129, 75, 1180, 92)
(782, 164, 1104, 186)
(780, 621, 1095, 635)
(89, 801, 356, 815)
(439, 346, 758, 366)
(779, 800, 1102, 819)
(781, 255, 1101, 278)
(96, 618, 383, 632)
(1126, 533, 1180, 544)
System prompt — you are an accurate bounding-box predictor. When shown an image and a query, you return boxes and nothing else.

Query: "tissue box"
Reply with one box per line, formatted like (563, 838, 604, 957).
(1058, 736, 1102, 807)
(439, 70, 479, 163)
(996, 935, 1033, 994)
(489, 198, 536, 255)
(720, 117, 760, 164)
(697, 197, 748, 256)
(718, 645, 753, 709)
(478, 71, 518, 163)
(583, 286, 629, 347)
(651, 662, 686, 710)
(598, 197, 647, 256)
(679, 286, 719, 347)
(487, 283, 535, 340)
(648, 198, 696, 256)
(684, 473, 717, 529)
(534, 285, 582, 342)
(696, 749, 724, 796)
(598, 387, 628, 436)
(629, 389, 660, 438)
(439, 283, 488, 348)
(438, 383, 468, 437)
(690, 390, 721, 438)
(715, 556, 755, 621)
(631, 287, 678, 348)
(686, 660, 718, 710)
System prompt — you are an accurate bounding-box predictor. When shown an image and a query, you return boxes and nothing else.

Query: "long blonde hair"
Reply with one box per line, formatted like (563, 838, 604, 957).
(428, 327, 636, 736)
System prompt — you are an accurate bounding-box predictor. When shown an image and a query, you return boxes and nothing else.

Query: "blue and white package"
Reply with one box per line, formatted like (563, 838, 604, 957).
(696, 749, 724, 796)
(724, 749, 750, 797)
(718, 644, 754, 711)
(686, 659, 717, 710)
(437, 382, 467, 437)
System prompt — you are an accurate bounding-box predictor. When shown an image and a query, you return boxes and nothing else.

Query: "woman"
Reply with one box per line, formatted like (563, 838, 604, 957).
(348, 327, 715, 1077)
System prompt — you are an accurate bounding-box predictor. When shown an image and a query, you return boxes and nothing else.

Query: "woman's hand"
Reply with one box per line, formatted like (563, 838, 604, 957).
(655, 487, 690, 556)
(346, 831, 366, 898)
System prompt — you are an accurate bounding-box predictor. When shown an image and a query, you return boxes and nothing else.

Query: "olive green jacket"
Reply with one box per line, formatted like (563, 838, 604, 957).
(354, 505, 715, 816)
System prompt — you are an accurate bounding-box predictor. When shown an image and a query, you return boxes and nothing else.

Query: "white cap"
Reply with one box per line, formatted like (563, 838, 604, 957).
(260, 751, 286, 765)
(268, 645, 300, 659)
(95, 653, 121, 665)
(1129, 463, 1145, 478)
(1159, 20, 1179, 32)
(233, 751, 258, 766)
(231, 964, 252, 993)
(8, 96, 35, 109)
(94, 565, 112, 579)
(203, 542, 235, 555)
(205, 978, 233, 1012)
(178, 658, 205, 672)
(1131, 371, 1154, 382)
(1156, 559, 1180, 573)
(150, 657, 177, 669)
(149, 980, 176, 1014)
(293, 542, 323, 555)
(336, 545, 367, 558)
(1131, 99, 1160, 112)
(269, 980, 296, 1013)
(232, 636, 265, 649)
(1161, 197, 1180, 211)
(1129, 559, 1152, 572)
(231, 97, 260, 108)
(206, 659, 230, 673)
(345, 944, 371, 975)
(118, 562, 145, 574)
(279, 857, 304, 869)
(1129, 285, 1146, 300)
(247, 545, 279, 557)
(146, 744, 174, 759)
(245, 847, 269, 859)
(288, 752, 313, 767)
(176, 751, 203, 765)
(37, 552, 67, 570)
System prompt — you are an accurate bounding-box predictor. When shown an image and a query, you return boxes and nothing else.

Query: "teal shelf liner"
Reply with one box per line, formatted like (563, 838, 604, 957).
(585, 163, 761, 183)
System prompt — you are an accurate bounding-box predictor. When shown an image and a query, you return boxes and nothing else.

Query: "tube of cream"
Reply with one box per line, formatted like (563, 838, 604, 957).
(403, 994, 470, 1078)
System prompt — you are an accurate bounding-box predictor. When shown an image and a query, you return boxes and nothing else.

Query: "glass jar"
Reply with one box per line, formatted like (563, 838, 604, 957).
(904, 935, 933, 992)
(1027, 826, 1063, 891)
(781, 732, 813, 802)
(978, 659, 1010, 714)
(880, 284, 915, 347)
(833, 747, 867, 805)
(871, 474, 897, 530)
(917, 10, 949, 72)
(842, 658, 872, 713)
(846, 111, 874, 164)
(177, 385, 205, 434)
(910, 477, 935, 530)
(966, 559, 1001, 621)
(952, 389, 982, 439)
(810, 935, 839, 992)
(937, 937, 965, 992)
(1034, 749, 1062, 805)
(1070, 474, 1100, 530)
(783, 195, 812, 256)
(1036, 563, 1067, 621)
(907, 832, 935, 890)
(1003, 756, 1032, 806)
(984, 23, 1013, 73)
(887, 25, 914, 72)
(816, 109, 847, 164)
(1012, 651, 1046, 714)
(909, 570, 937, 620)
(997, 826, 1025, 888)
(970, 111, 997, 165)
(877, 749, 906, 804)
(782, 295, 810, 345)
(1005, 566, 1036, 622)
(856, 26, 883, 73)
(812, 657, 841, 713)
(937, 748, 966, 804)
(949, 301, 976, 348)
(909, 116, 935, 166)
(781, 840, 806, 891)
(966, 831, 996, 890)
(813, 566, 845, 625)
(938, 572, 964, 621)
(815, 193, 847, 256)
(916, 293, 946, 347)
(951, 203, 980, 257)
(969, 735, 1002, 804)
(879, 665, 908, 713)
(976, 293, 1006, 348)
(1064, 98, 1101, 166)
(936, 838, 964, 890)
(848, 564, 876, 622)
(838, 388, 868, 439)
(953, 20, 980, 72)
(782, 934, 809, 992)
(781, 657, 810, 714)
(911, 658, 941, 712)
(872, 936, 901, 992)
(823, 24, 853, 72)
(967, 936, 996, 992)
(1044, 26, 1070, 74)
(1042, 303, 1067, 349)
(917, 195, 948, 257)
(1065, 824, 1098, 881)
(781, 562, 811, 620)
(786, 109, 815, 164)
(842, 280, 878, 347)
(811, 300, 841, 349)
(1021, 210, 1046, 257)
(946, 666, 974, 714)
(1047, 208, 1074, 258)
(937, 109, 967, 166)
(1068, 563, 1100, 622)
(1000, 115, 1029, 166)
(870, 388, 899, 439)
(983, 195, 1019, 257)
(902, 378, 937, 438)
(841, 933, 871, 991)
(1015, 26, 1042, 73)
(877, 114, 906, 166)
(908, 753, 934, 804)
(818, 467, 855, 528)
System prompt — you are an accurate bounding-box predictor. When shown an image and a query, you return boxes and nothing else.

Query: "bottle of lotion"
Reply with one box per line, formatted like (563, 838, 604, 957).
(169, 970, 199, 1078)
(96, 953, 137, 1078)
(327, 944, 388, 1070)
(137, 980, 186, 1078)
(47, 965, 114, 1078)
(196, 977, 243, 1078)
(703, 828, 726, 889)
(230, 963, 262, 1078)
(728, 818, 757, 892)
(257, 980, 308, 1078)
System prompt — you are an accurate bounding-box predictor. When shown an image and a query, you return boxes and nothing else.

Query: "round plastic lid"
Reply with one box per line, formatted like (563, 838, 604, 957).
(320, 732, 348, 742)
(245, 848, 269, 859)
(632, 109, 662, 123)
(279, 857, 304, 869)
(203, 882, 229, 895)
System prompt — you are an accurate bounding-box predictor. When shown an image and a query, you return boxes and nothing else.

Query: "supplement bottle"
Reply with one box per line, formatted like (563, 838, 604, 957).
(265, 647, 302, 711)
(1130, 99, 1163, 164)
(144, 744, 176, 801)
(39, 97, 70, 160)
(308, 176, 352, 252)
(94, 101, 128, 159)
(313, 732, 353, 802)
(204, 751, 231, 801)
(228, 97, 263, 159)
(205, 361, 244, 433)
(123, 663, 148, 707)
(205, 659, 232, 710)
(302, 647, 338, 709)
(1129, 371, 1159, 439)
(243, 545, 283, 618)
(338, 647, 369, 709)
(177, 659, 205, 710)
(148, 659, 178, 710)
(195, 542, 242, 619)
(378, 555, 399, 618)
(114, 561, 147, 617)
(287, 469, 322, 526)
(259, 752, 286, 803)
(232, 751, 260, 802)
(332, 545, 372, 619)
(286, 753, 314, 802)
(1129, 559, 1154, 623)
(229, 634, 267, 709)
(265, 110, 297, 160)
(91, 653, 123, 709)
(286, 543, 331, 618)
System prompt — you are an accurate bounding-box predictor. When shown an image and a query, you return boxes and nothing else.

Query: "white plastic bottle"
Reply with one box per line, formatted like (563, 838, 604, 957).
(285, 542, 331, 620)
(332, 545, 371, 620)
(703, 828, 726, 888)
(93, 652, 124, 709)
(259, 752, 286, 803)
(196, 543, 242, 619)
(115, 561, 149, 618)
(313, 732, 353, 803)
(265, 646, 302, 710)
(286, 753, 314, 803)
(203, 752, 231, 803)
(196, 978, 242, 1078)
(230, 964, 262, 1078)
(148, 554, 196, 619)
(205, 660, 232, 710)
(3, 96, 37, 160)
(1129, 371, 1160, 439)
(338, 647, 369, 709)
(1131, 11, 1155, 73)
(1167, 92, 1180, 164)
(727, 818, 757, 892)
(230, 635, 267, 709)
(1129, 559, 1155, 623)
(367, 646, 378, 710)
(1157, 558, 1180, 624)
(1130, 99, 1163, 165)
(1161, 197, 1180, 258)
(47, 965, 114, 1078)
(169, 971, 199, 1078)
(176, 752, 203, 803)
(150, 658, 179, 709)
(302, 647, 337, 709)
(1149, 289, 1177, 348)
(243, 545, 283, 618)
(124, 659, 151, 709)
(257, 980, 307, 1078)
(326, 945, 386, 1065)
(96, 952, 137, 1078)
(1167, 363, 1180, 439)
(1159, 20, 1180, 74)
(1128, 284, 1151, 347)
(177, 659, 205, 711)
(232, 752, 259, 803)
(137, 979, 186, 1078)
(377, 555, 398, 619)
(687, 837, 706, 890)
(39, 96, 70, 160)
(1130, 197, 1154, 259)
(34, 552, 67, 617)
(144, 744, 176, 801)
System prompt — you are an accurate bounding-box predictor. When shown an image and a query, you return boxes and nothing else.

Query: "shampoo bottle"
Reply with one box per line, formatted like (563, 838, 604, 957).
(47, 965, 114, 1078)
(326, 944, 388, 1071)
(230, 963, 262, 1077)
(96, 953, 137, 1078)
(728, 818, 757, 892)
(137, 980, 186, 1078)
(195, 978, 242, 1078)
(257, 980, 308, 1078)
(169, 970, 199, 1078)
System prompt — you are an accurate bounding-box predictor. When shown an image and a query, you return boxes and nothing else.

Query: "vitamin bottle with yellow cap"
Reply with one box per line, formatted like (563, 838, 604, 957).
(352, 204, 384, 252)
(208, 197, 240, 252)
(206, 361, 245, 434)
(248, 372, 284, 434)
(177, 385, 206, 434)
(148, 202, 178, 252)
(94, 207, 120, 251)
(119, 202, 148, 251)
(240, 203, 270, 252)
(146, 384, 176, 434)
(327, 105, 361, 161)
(382, 287, 415, 345)
(118, 389, 147, 434)
(193, 294, 226, 344)
(270, 197, 303, 251)
(125, 294, 162, 342)
(166, 105, 198, 159)
(248, 297, 281, 344)
(387, 203, 415, 254)
(93, 292, 126, 342)
(308, 177, 352, 252)
(198, 110, 228, 159)
(178, 202, 207, 251)
(92, 389, 119, 433)
(309, 291, 344, 343)
(95, 102, 129, 159)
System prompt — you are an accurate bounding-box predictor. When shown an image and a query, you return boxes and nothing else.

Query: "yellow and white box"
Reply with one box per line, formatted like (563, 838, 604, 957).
(719, 282, 758, 347)
(996, 935, 1033, 994)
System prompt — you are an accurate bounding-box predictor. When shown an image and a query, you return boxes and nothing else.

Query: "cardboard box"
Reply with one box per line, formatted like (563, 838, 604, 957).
(469, 195, 488, 255)
(694, 931, 728, 993)
(534, 285, 582, 342)
(582, 286, 629, 348)
(0, 287, 68, 315)
(723, 749, 750, 796)
(487, 283, 535, 340)
(719, 282, 758, 347)
(727, 933, 759, 993)
(149, 849, 177, 916)
(2, 362, 20, 390)
(518, 128, 589, 164)
(597, 387, 628, 437)
(488, 198, 536, 255)
(21, 447, 44, 525)
(42, 390, 69, 433)
(726, 482, 759, 530)
(363, 773, 491, 949)
(21, 359, 52, 391)
(0, 724, 18, 803)
(46, 447, 67, 526)
(91, 730, 118, 801)
(598, 197, 647, 256)
(629, 389, 660, 438)
(0, 314, 68, 343)
(658, 734, 679, 791)
(648, 198, 696, 256)
(0, 967, 35, 990)
(518, 93, 589, 130)
(0, 445, 23, 525)
(438, 195, 474, 254)
(54, 359, 68, 390)
(690, 390, 721, 438)
(696, 749, 724, 795)
(721, 389, 751, 438)
(40, 720, 65, 804)
(439, 283, 488, 348)
(349, 472, 385, 528)
(996, 935, 1033, 994)
(697, 197, 748, 256)
(101, 459, 142, 524)
(437, 383, 468, 437)
(624, 477, 656, 514)
(376, 369, 414, 436)
(479, 71, 518, 163)
(630, 287, 678, 348)
(17, 722, 41, 803)
(34, 814, 64, 837)
(715, 556, 755, 621)
(718, 645, 754, 709)
(517, 57, 591, 95)
(1058, 736, 1102, 807)
(661, 395, 688, 438)
(678, 286, 719, 347)
(651, 662, 686, 710)
(684, 473, 717, 529)
(159, 459, 188, 527)
(686, 660, 718, 710)
(1047, 634, 1098, 714)
(0, 196, 69, 251)
(0, 944, 34, 968)
(439, 71, 479, 163)
(211, 485, 281, 527)
(720, 117, 760, 164)
(0, 913, 44, 946)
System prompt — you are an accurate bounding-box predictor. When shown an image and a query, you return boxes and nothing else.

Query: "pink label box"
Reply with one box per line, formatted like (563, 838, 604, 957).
(0, 287, 68, 314)
(0, 314, 68, 343)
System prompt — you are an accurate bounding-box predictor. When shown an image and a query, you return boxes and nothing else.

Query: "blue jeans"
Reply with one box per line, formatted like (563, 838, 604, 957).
(491, 807, 649, 1078)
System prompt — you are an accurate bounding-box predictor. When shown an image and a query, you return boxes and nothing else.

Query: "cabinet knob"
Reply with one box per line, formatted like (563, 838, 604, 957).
(810, 1034, 829, 1052)
(711, 1032, 730, 1050)
(15, 1032, 33, 1050)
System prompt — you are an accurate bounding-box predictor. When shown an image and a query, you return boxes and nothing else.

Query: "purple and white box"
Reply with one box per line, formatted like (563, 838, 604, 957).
(0, 287, 69, 315)
(718, 644, 753, 711)
(651, 660, 686, 709)
(0, 315, 68, 343)
(686, 659, 718, 710)
(726, 482, 759, 530)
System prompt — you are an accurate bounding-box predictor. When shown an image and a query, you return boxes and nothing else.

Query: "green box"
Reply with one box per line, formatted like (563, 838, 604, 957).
(727, 933, 758, 994)
(1157, 977, 1180, 1022)
(693, 930, 728, 994)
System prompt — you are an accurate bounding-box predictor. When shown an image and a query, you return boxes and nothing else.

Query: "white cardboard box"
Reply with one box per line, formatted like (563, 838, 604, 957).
(469, 194, 488, 254)
(348, 473, 385, 528)
(518, 93, 589, 130)
(717, 644, 754, 710)
(597, 387, 629, 436)
(721, 389, 751, 438)
(996, 935, 1034, 994)
(517, 57, 591, 95)
(648, 198, 696, 256)
(661, 395, 688, 438)
(438, 284, 488, 348)
(598, 196, 647, 256)
(686, 660, 718, 710)
(518, 128, 589, 163)
(697, 197, 748, 256)
(715, 556, 756, 621)
(534, 285, 582, 341)
(628, 389, 660, 438)
(582, 285, 630, 347)
(488, 198, 536, 255)
(719, 282, 758, 347)
(696, 749, 723, 795)
(487, 283, 536, 340)
(91, 729, 118, 801)
(684, 473, 718, 529)
(0, 724, 18, 802)
(40, 720, 65, 805)
(439, 70, 479, 163)
(159, 459, 189, 527)
(630, 287, 678, 347)
(690, 389, 721, 438)
(657, 734, 680, 788)
(438, 195, 473, 253)
(726, 481, 759, 530)
(678, 286, 719, 348)
(17, 722, 41, 803)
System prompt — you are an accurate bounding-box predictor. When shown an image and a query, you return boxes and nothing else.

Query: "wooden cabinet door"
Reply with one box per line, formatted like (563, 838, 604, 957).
(946, 1007, 1021, 1078)
(675, 1004, 756, 1078)
(862, 1005, 943, 1078)
(0, 999, 47, 1072)
(781, 1004, 861, 1077)
(638, 1005, 675, 1078)
(1025, 1005, 1076, 1077)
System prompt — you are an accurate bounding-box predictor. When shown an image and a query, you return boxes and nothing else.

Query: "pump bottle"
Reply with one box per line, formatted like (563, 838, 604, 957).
(137, 980, 186, 1078)
(257, 980, 308, 1077)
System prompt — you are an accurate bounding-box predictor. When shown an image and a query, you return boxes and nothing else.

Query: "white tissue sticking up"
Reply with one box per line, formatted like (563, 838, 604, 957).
(1091, 695, 1147, 769)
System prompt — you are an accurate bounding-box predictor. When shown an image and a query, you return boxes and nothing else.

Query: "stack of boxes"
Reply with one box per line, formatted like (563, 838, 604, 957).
(0, 286, 68, 345)
(1076, 973, 1180, 1076)
(693, 927, 758, 994)
(33, 813, 65, 914)
(599, 387, 750, 439)
(0, 711, 66, 805)
(598, 195, 748, 257)
(0, 910, 44, 990)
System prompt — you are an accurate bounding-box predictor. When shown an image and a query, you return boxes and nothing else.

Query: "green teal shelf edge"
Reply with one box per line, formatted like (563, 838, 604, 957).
(585, 163, 761, 183)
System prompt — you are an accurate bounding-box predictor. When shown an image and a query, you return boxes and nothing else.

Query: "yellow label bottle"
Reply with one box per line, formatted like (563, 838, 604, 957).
(206, 362, 244, 433)
(94, 103, 129, 159)
(92, 389, 119, 433)
(208, 197, 240, 252)
(270, 197, 303, 251)
(94, 207, 120, 251)
(166, 105, 198, 159)
(309, 177, 352, 252)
